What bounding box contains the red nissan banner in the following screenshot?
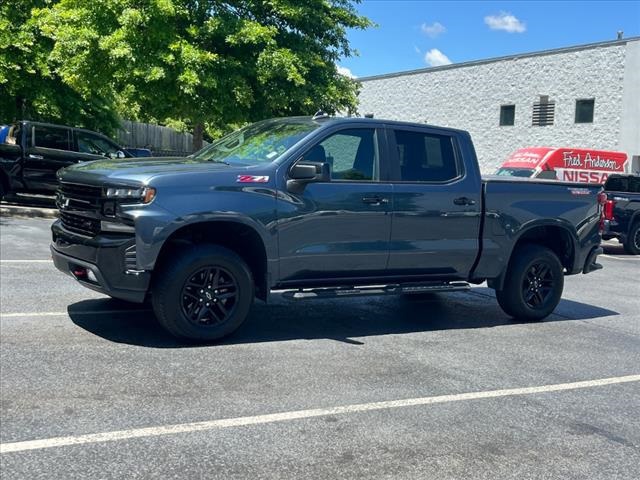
[500,147,628,183]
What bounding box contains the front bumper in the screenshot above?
[51,220,150,303]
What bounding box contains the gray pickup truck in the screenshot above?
[51,115,605,341]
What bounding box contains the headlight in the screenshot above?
[105,186,156,204]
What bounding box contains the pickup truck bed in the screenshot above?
[476,176,603,285]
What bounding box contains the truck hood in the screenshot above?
[59,156,235,185]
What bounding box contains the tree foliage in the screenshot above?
[0,0,121,132]
[0,0,370,140]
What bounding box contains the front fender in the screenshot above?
[124,187,278,273]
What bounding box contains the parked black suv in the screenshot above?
[51,116,605,341]
[602,174,640,254]
[0,121,145,199]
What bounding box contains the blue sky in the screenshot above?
[338,1,640,78]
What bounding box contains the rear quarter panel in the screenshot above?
[475,177,602,280]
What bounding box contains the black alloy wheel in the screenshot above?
[180,266,238,326]
[624,223,640,255]
[495,244,564,321]
[152,244,254,342]
[522,262,555,309]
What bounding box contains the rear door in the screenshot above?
[387,126,482,279]
[22,124,85,192]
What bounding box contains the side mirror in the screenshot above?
[109,150,126,159]
[287,160,330,193]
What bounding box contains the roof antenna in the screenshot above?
[364,113,374,118]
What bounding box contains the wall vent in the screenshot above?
[532,96,555,126]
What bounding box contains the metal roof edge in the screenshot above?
[357,36,640,82]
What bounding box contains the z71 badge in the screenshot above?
[237,175,269,183]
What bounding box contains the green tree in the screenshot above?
[0,0,120,133]
[9,0,370,147]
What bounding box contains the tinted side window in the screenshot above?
[537,170,558,180]
[606,176,640,193]
[394,130,459,182]
[33,126,71,151]
[308,129,379,181]
[77,131,120,156]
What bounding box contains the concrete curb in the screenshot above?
[0,204,58,219]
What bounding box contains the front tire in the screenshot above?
[495,245,564,321]
[622,222,640,255]
[152,245,254,341]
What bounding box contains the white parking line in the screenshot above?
[1,374,638,454]
[0,260,51,263]
[600,254,640,261]
[0,310,151,318]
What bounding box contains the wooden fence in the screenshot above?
[117,120,206,157]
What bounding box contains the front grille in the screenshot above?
[59,211,100,237]
[57,182,103,212]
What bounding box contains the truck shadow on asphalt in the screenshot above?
[602,241,633,256]
[68,287,618,348]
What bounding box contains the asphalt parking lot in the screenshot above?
[1,211,639,479]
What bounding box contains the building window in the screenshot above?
[532,95,555,126]
[499,105,515,126]
[575,99,595,123]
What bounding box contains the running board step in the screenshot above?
[281,281,470,300]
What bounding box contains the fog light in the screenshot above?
[71,266,87,279]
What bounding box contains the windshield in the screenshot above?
[191,118,320,166]
[495,167,535,178]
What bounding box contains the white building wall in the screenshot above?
[619,40,640,173]
[357,40,638,173]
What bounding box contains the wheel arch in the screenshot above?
[490,221,578,291]
[153,219,272,301]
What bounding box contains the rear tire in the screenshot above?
[152,245,254,341]
[495,245,564,321]
[622,223,640,255]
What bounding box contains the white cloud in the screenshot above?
[336,65,356,79]
[484,12,526,33]
[424,49,452,67]
[421,21,446,38]
[414,45,421,54]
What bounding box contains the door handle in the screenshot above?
[453,197,476,206]
[28,154,44,160]
[362,196,389,206]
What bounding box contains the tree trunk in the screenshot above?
[192,122,204,152]
[15,96,26,120]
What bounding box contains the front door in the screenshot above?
[277,127,393,284]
